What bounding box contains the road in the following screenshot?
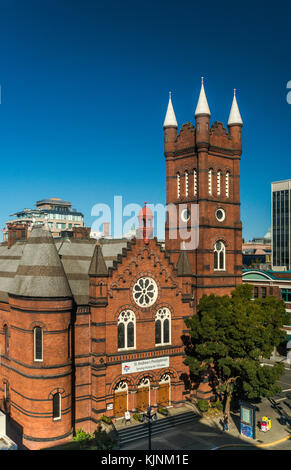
[121,365,291,452]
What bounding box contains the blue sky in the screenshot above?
[0,0,290,241]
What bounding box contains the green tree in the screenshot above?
[184,284,290,414]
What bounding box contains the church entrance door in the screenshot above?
[114,381,128,418]
[136,378,150,411]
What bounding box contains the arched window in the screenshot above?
[34,326,43,361]
[177,173,180,198]
[193,169,197,196]
[155,308,171,345]
[214,241,226,271]
[217,170,221,196]
[3,324,9,356]
[118,310,135,350]
[208,169,213,195]
[225,171,230,198]
[185,170,189,197]
[52,392,61,421]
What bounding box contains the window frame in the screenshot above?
[34,326,43,362]
[155,308,171,346]
[118,310,136,351]
[214,241,226,271]
[52,392,61,421]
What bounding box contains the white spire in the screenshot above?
[228,89,243,126]
[195,77,211,117]
[163,91,178,128]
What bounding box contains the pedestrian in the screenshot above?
[223,413,229,432]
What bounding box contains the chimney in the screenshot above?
[7,222,28,248]
[72,226,90,239]
[103,222,110,237]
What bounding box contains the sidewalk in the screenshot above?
[198,397,291,449]
[120,398,291,451]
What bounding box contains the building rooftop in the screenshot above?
[0,226,130,305]
[36,198,72,207]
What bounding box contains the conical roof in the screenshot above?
[9,225,72,298]
[163,92,178,128]
[195,78,211,117]
[88,243,108,276]
[228,89,243,126]
[176,250,192,276]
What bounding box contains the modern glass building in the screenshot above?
[272,180,291,270]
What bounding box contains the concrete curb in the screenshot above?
[211,434,291,450]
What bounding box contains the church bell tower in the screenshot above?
[164,80,243,305]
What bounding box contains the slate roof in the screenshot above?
[0,227,130,305]
[9,226,72,298]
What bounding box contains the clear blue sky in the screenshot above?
[0,0,290,241]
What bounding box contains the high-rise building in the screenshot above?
[271,180,291,270]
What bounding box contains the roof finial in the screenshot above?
[195,77,211,117]
[234,88,236,96]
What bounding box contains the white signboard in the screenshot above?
[122,356,169,374]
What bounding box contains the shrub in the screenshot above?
[92,425,118,450]
[72,429,94,449]
[133,413,142,421]
[211,400,223,411]
[73,429,93,442]
[100,415,112,425]
[158,407,168,416]
[197,400,209,412]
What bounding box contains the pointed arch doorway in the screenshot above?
[114,381,128,418]
[136,377,150,412]
[158,373,170,407]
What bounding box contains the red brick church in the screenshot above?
[0,80,243,449]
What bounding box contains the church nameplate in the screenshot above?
[122,357,169,374]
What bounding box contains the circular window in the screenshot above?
[215,208,225,222]
[132,277,158,307]
[181,208,191,222]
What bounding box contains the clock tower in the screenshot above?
[164,81,243,305]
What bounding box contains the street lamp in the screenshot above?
[141,406,157,450]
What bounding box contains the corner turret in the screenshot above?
[228,89,243,153]
[163,92,178,153]
[195,77,210,149]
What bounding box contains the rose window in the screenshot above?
[132,277,158,307]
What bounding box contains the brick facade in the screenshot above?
[0,86,243,449]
